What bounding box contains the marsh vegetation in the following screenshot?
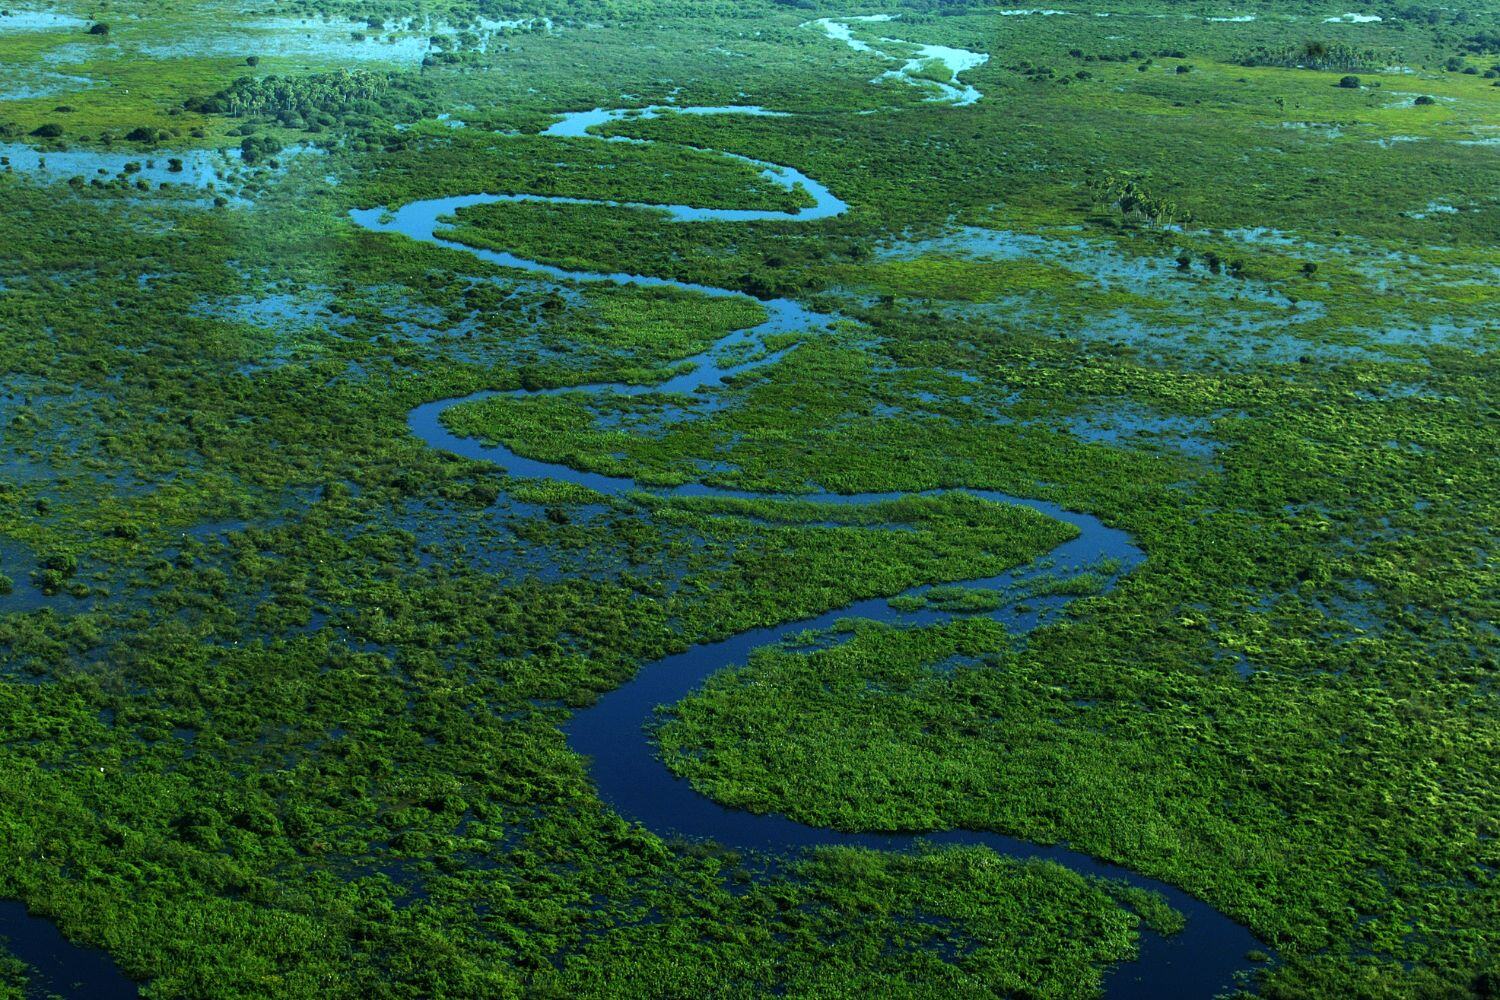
[0,1,1495,998]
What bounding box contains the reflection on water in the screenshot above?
[0,142,322,203]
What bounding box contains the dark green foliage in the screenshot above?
[1089,172,1183,226]
[1460,31,1500,54]
[0,3,1496,998]
[187,70,432,131]
[238,134,284,165]
[1239,41,1383,72]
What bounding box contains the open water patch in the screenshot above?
[804,16,990,106]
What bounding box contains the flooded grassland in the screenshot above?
[0,2,1495,999]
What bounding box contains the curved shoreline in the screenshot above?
[374,104,1269,997]
[0,900,138,999]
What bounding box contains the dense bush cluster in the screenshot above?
[1237,40,1385,72]
[186,69,433,131]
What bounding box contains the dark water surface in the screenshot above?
[0,901,138,999]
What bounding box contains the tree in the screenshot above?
[1338,75,1361,88]
[87,21,109,34]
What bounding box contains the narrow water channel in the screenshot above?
[0,98,1270,999]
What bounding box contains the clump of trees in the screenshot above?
[1459,31,1500,55]
[1089,172,1184,226]
[189,69,390,119]
[185,69,433,132]
[1239,40,1384,72]
[238,133,283,165]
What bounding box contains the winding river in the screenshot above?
[364,103,1269,997]
[0,60,1267,1000]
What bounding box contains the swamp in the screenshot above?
[0,0,1495,997]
